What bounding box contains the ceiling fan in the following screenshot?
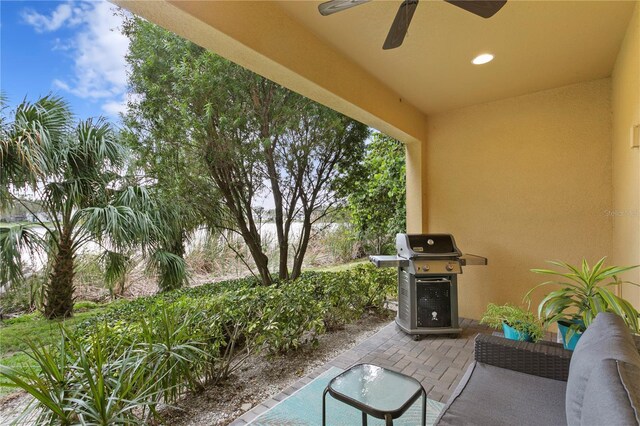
[318,0,507,50]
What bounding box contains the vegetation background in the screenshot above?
[0,16,405,425]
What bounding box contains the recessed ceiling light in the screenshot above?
[472,53,494,65]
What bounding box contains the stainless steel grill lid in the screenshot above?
[369,233,487,268]
[396,234,462,259]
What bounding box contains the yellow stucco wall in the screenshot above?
[406,141,429,233]
[612,3,640,310]
[425,78,613,320]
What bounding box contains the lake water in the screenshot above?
[12,221,338,278]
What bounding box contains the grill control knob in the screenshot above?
[446,263,454,271]
[424,265,430,271]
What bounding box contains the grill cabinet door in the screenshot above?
[416,278,452,327]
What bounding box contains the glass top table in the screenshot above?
[322,364,427,426]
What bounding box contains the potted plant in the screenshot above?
[480,303,544,342]
[525,257,640,350]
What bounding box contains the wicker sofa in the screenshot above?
[434,313,640,426]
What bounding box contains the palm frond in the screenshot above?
[0,225,47,287]
[114,185,153,212]
[146,250,188,292]
[79,205,156,249]
[68,117,124,180]
[1,95,71,190]
[100,250,133,294]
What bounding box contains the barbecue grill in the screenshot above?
[370,234,487,338]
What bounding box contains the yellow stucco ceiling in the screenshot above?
[116,0,636,142]
[277,0,635,114]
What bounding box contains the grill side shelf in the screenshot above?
[460,254,488,266]
[369,255,410,268]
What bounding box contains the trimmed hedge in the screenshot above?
[78,264,396,344]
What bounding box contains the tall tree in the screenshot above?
[123,17,368,284]
[341,133,406,254]
[0,95,180,318]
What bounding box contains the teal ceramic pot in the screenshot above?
[557,320,584,350]
[502,322,533,342]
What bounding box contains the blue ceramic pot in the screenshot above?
[502,322,533,342]
[557,320,584,350]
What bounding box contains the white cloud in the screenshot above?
[102,92,142,118]
[64,2,129,99]
[51,37,74,52]
[52,79,71,92]
[22,3,75,33]
[22,1,130,120]
[102,97,127,116]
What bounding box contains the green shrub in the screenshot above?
[0,273,46,315]
[296,264,396,330]
[346,264,397,310]
[263,280,325,353]
[3,266,394,423]
[73,300,101,312]
[134,307,211,401]
[75,279,326,383]
[307,271,365,331]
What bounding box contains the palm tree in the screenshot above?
[1,95,186,318]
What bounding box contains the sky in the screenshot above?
[0,0,282,210]
[1,0,129,123]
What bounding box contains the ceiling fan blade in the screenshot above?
[444,0,507,19]
[383,0,419,50]
[318,0,371,16]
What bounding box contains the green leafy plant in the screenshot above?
[197,288,268,382]
[338,133,406,255]
[0,327,160,425]
[0,334,76,424]
[348,264,397,310]
[66,335,159,425]
[525,257,640,333]
[133,307,211,403]
[295,265,395,331]
[263,281,325,353]
[1,266,395,422]
[480,303,544,342]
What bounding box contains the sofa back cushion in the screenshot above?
[565,313,640,425]
[580,359,640,425]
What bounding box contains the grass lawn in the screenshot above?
[0,302,107,395]
[311,258,369,272]
[0,222,28,228]
[0,221,52,229]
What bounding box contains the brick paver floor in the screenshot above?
[230,318,494,425]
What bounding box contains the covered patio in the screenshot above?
[230,319,493,425]
[112,0,639,424]
[115,0,639,319]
